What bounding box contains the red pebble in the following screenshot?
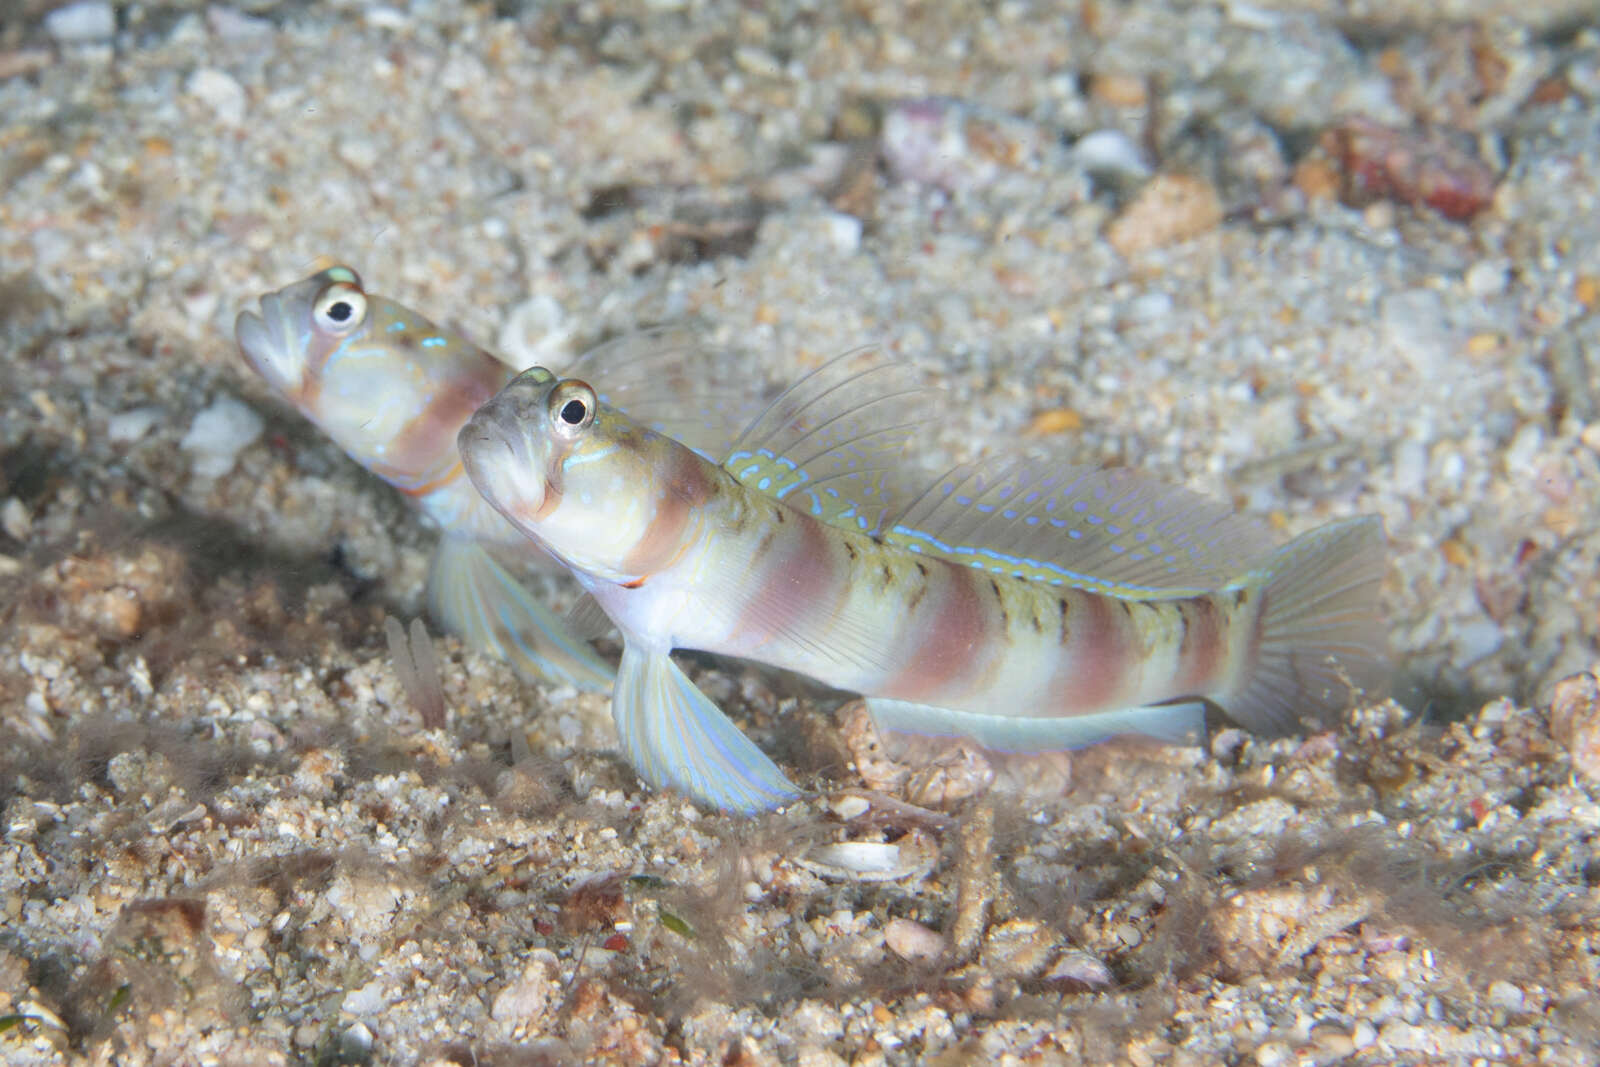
[602,933,630,952]
[1322,117,1497,221]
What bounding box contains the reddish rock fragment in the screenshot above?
[1106,173,1223,256]
[559,872,631,933]
[1319,117,1497,221]
[1547,670,1600,782]
[37,543,191,641]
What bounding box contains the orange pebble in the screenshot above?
[1028,408,1083,435]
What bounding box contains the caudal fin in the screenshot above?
[1223,516,1388,734]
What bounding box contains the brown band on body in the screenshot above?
[388,373,503,482]
[734,506,845,650]
[1053,591,1129,713]
[621,443,713,576]
[1174,595,1226,694]
[285,333,338,412]
[888,560,991,703]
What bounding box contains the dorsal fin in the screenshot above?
[721,348,941,537]
[885,459,1280,596]
[563,324,776,461]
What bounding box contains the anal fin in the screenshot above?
[428,537,614,691]
[614,643,802,813]
[864,697,1206,753]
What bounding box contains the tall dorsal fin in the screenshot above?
[720,348,941,537]
[563,324,776,461]
[885,459,1281,596]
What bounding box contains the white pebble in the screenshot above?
[883,98,992,193]
[1,499,30,543]
[822,211,862,254]
[883,917,944,961]
[1042,950,1113,987]
[181,284,219,325]
[106,406,162,443]
[1392,439,1427,496]
[733,45,782,79]
[1073,128,1150,180]
[180,396,264,479]
[336,136,380,172]
[1487,980,1524,1012]
[44,0,114,43]
[1464,260,1508,297]
[807,842,900,875]
[828,794,870,820]
[186,68,247,127]
[1124,291,1174,323]
[343,981,386,1015]
[1503,422,1543,474]
[490,956,555,1024]
[1253,1042,1290,1067]
[339,1023,373,1059]
[364,5,410,29]
[1456,617,1503,665]
[1432,448,1466,493]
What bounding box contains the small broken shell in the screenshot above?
[828,794,872,820]
[1042,950,1114,988]
[795,831,938,882]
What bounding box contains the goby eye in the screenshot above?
[312,282,367,334]
[548,380,597,437]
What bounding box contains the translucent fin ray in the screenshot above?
[865,697,1206,752]
[427,537,614,691]
[722,348,941,537]
[613,643,802,813]
[563,593,616,642]
[1223,516,1387,734]
[887,462,1281,596]
[564,324,775,461]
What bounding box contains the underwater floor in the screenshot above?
[2,0,1599,1062]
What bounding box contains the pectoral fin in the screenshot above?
[563,593,616,642]
[428,537,614,691]
[613,642,802,813]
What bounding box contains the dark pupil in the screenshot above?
[326,300,353,323]
[559,398,587,425]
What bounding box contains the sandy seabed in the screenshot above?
[3,0,1600,1063]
